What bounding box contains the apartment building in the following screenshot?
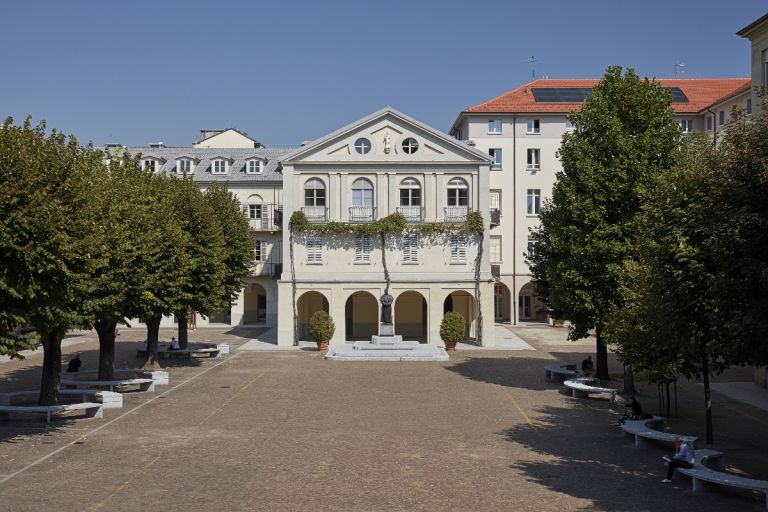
[450,77,751,325]
[738,12,768,114]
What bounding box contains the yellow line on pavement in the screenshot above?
[196,368,271,426]
[506,388,533,425]
[87,454,161,511]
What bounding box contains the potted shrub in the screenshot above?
[309,310,335,351]
[440,311,465,352]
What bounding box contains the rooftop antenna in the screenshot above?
[527,56,537,79]
[675,62,686,77]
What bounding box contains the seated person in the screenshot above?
[66,354,82,373]
[661,437,694,483]
[581,355,594,376]
[619,397,643,424]
[168,337,180,351]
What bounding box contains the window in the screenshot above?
[719,110,725,126]
[352,178,374,206]
[447,178,469,206]
[449,234,467,264]
[763,49,768,88]
[248,204,262,219]
[747,99,752,115]
[527,239,536,258]
[247,160,262,174]
[304,178,326,206]
[706,116,713,131]
[565,118,576,131]
[527,189,541,215]
[178,159,192,174]
[306,235,322,264]
[527,119,540,134]
[527,149,540,169]
[354,138,371,154]
[490,236,502,263]
[402,233,418,263]
[399,178,421,206]
[254,240,266,262]
[489,190,501,213]
[213,159,227,174]
[354,233,371,263]
[680,119,693,133]
[488,119,502,134]
[489,148,502,169]
[143,159,157,172]
[402,137,419,154]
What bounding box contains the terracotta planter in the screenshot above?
[444,340,457,352]
[316,340,329,351]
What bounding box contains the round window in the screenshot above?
[354,138,372,154]
[402,137,419,154]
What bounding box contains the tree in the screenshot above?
[0,117,105,404]
[528,66,681,381]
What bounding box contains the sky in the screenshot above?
[1,1,765,147]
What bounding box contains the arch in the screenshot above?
[345,291,378,340]
[395,291,427,343]
[518,282,547,322]
[494,282,512,323]
[297,291,329,341]
[243,282,267,325]
[399,177,422,206]
[443,290,477,341]
[304,178,326,206]
[351,178,374,207]
[447,177,469,206]
[246,193,263,203]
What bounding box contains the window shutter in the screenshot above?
[241,204,249,217]
[355,233,370,262]
[403,234,418,263]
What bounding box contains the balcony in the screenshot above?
[243,204,283,231]
[489,208,501,227]
[301,206,327,223]
[397,205,423,223]
[252,262,283,278]
[444,206,470,223]
[349,206,376,223]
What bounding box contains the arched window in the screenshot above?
[447,178,469,206]
[399,178,421,206]
[352,178,374,207]
[304,178,326,206]
[245,194,263,220]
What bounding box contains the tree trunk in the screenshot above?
[290,230,298,346]
[702,354,714,444]
[142,314,163,369]
[595,327,609,380]
[178,313,189,349]
[94,319,118,381]
[39,331,62,406]
[380,231,390,293]
[623,364,637,395]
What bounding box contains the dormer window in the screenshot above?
[176,158,196,175]
[212,159,228,174]
[142,158,164,172]
[246,159,263,174]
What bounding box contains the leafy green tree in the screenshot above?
[0,117,105,404]
[528,66,681,380]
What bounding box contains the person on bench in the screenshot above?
[662,436,694,483]
[618,397,644,424]
[168,337,180,351]
[581,356,594,377]
[66,353,82,373]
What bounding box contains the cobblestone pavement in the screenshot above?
[0,326,765,511]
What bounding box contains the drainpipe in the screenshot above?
[706,108,717,144]
[512,113,517,325]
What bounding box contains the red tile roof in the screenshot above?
[463,78,751,114]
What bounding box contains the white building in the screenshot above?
[738,12,768,115]
[449,77,750,324]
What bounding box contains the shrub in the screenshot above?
[440,312,465,343]
[309,310,335,342]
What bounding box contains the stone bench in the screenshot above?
[563,379,617,403]
[678,450,768,508]
[190,348,220,358]
[544,363,578,382]
[621,416,697,448]
[136,348,191,360]
[0,389,122,409]
[65,369,169,386]
[60,377,154,393]
[0,402,103,424]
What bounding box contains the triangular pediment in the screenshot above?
[283,108,492,165]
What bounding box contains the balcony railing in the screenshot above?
[444,205,470,223]
[396,205,423,223]
[252,262,283,278]
[489,208,501,227]
[349,206,376,223]
[243,203,283,231]
[301,206,327,223]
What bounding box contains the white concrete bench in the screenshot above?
[0,390,122,409]
[544,363,578,382]
[136,348,191,360]
[678,450,768,508]
[60,377,154,393]
[563,379,617,403]
[65,369,169,386]
[190,348,220,358]
[0,402,103,424]
[621,416,697,448]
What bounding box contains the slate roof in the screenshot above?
[459,78,752,115]
[116,146,297,183]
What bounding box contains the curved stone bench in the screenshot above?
[0,402,103,424]
[0,389,122,409]
[621,416,697,448]
[678,450,768,508]
[544,363,578,382]
[60,377,154,393]
[563,379,616,403]
[65,369,169,385]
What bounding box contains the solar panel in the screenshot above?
[531,86,688,103]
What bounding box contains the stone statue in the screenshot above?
[380,292,394,324]
[383,133,392,154]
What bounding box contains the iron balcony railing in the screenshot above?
[396,205,423,223]
[444,205,470,223]
[349,206,376,223]
[301,206,327,223]
[242,203,283,231]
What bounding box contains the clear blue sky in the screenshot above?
[1,1,764,147]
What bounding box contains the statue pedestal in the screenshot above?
[379,323,394,336]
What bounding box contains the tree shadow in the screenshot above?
[446,355,574,392]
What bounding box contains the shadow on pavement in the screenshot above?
[446,355,568,392]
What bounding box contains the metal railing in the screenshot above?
[444,205,470,223]
[301,206,327,223]
[242,204,283,231]
[396,205,423,223]
[349,206,376,223]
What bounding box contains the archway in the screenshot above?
[297,291,329,341]
[345,291,378,340]
[493,283,511,323]
[243,282,267,325]
[395,291,427,343]
[518,282,546,322]
[443,291,477,340]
